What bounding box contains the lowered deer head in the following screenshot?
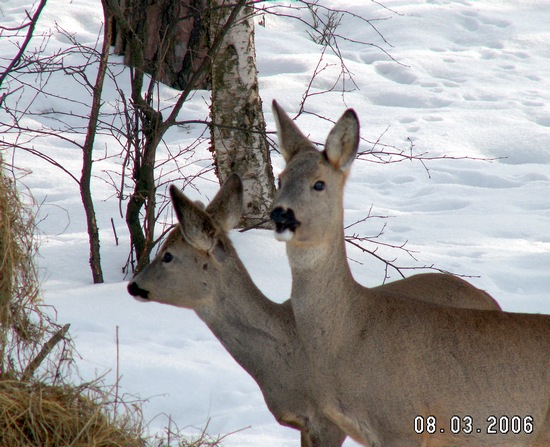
[127,174,346,447]
[270,101,550,447]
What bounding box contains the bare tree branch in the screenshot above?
[0,0,48,99]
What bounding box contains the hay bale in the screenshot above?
[0,154,51,378]
[0,159,149,447]
[0,155,39,325]
[0,379,146,447]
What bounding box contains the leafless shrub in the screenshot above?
[305,1,343,47]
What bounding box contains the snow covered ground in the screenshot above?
[2,1,549,446]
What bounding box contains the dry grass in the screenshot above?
[0,379,146,447]
[0,154,70,382]
[0,375,228,447]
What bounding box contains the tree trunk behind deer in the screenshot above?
[111,0,210,90]
[209,0,275,228]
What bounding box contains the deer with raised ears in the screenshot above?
[270,100,550,447]
[270,101,500,312]
[127,176,500,447]
[127,174,346,447]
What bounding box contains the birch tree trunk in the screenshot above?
[209,0,275,228]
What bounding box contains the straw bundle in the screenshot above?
[0,154,60,379]
[0,379,146,447]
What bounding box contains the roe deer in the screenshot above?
[270,100,550,447]
[128,175,346,447]
[127,175,498,447]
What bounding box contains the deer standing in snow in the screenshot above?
[128,173,500,446]
[270,100,550,447]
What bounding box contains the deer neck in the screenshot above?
[288,226,358,321]
[288,222,354,285]
[195,252,299,388]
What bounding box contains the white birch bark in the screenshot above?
[210,0,275,228]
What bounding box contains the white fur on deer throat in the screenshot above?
[274,228,294,242]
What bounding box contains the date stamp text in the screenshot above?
[414,415,533,435]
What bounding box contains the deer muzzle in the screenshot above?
[127,281,150,302]
[270,207,300,242]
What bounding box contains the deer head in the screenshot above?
[270,100,359,247]
[127,174,243,308]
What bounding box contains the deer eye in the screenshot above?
[161,252,173,263]
[313,181,325,191]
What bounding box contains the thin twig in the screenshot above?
[0,0,48,94]
[22,323,70,381]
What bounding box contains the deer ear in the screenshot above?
[206,174,243,231]
[272,100,316,162]
[324,109,360,173]
[169,185,217,252]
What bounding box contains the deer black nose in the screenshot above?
[270,207,300,233]
[270,206,289,224]
[127,281,149,299]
